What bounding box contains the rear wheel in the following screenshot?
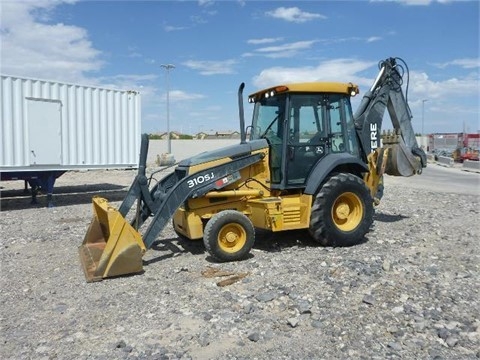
[203,210,255,262]
[309,173,373,247]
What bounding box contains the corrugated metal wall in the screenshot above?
[429,134,461,151]
[1,74,140,170]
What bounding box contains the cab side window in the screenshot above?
[328,98,345,152]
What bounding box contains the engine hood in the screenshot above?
[177,139,268,167]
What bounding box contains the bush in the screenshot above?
[148,134,162,139]
[148,133,193,140]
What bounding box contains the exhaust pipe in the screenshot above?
[238,82,246,144]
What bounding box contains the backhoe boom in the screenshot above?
[353,57,426,177]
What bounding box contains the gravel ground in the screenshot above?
[1,165,479,360]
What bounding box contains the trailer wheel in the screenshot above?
[203,210,255,262]
[309,173,373,247]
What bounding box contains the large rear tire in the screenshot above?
[203,210,255,262]
[309,173,373,247]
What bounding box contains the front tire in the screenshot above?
[309,173,373,247]
[203,210,255,262]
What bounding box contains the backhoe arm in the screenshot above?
[353,57,426,177]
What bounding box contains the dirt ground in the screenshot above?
[1,163,479,360]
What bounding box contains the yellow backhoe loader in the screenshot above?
[79,57,426,282]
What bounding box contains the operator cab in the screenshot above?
[249,83,360,188]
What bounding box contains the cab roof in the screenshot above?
[248,82,359,102]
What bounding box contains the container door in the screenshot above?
[27,99,62,165]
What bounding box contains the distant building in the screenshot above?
[194,132,208,140]
[428,132,480,151]
[463,133,480,149]
[194,131,240,139]
[157,131,181,140]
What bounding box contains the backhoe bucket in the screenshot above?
[79,197,146,282]
[382,132,422,177]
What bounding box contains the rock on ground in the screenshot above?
[0,168,479,360]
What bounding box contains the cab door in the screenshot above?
[285,94,359,187]
[286,94,328,186]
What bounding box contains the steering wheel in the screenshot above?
[307,132,324,145]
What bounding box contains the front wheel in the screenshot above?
[309,173,373,247]
[203,210,255,262]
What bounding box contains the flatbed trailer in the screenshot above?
[1,74,141,206]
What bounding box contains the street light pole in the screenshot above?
[161,64,175,154]
[422,99,428,135]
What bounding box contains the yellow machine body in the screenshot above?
[79,60,426,282]
[173,146,314,240]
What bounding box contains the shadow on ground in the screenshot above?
[374,212,409,223]
[0,183,127,211]
[143,228,369,269]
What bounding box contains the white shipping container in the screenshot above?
[1,74,141,172]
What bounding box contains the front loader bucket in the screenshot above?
[383,131,422,177]
[79,197,146,282]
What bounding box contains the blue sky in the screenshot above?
[1,0,479,135]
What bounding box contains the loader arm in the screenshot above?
[353,57,427,177]
[119,134,265,244]
[79,134,264,282]
[139,151,264,248]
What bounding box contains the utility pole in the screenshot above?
[161,64,175,154]
[422,99,428,135]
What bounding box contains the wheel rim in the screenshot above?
[331,192,363,231]
[217,223,247,253]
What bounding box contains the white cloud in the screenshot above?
[406,70,479,133]
[251,57,478,134]
[367,36,382,43]
[247,36,385,59]
[395,0,433,5]
[164,24,188,32]
[0,1,103,82]
[370,0,452,5]
[409,71,479,99]
[256,41,317,53]
[190,15,208,25]
[247,37,283,45]
[266,7,327,23]
[253,57,478,102]
[251,40,318,59]
[102,73,158,84]
[182,59,238,75]
[169,90,206,102]
[198,0,215,7]
[433,58,480,69]
[252,59,376,89]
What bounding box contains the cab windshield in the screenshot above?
[250,94,286,141]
